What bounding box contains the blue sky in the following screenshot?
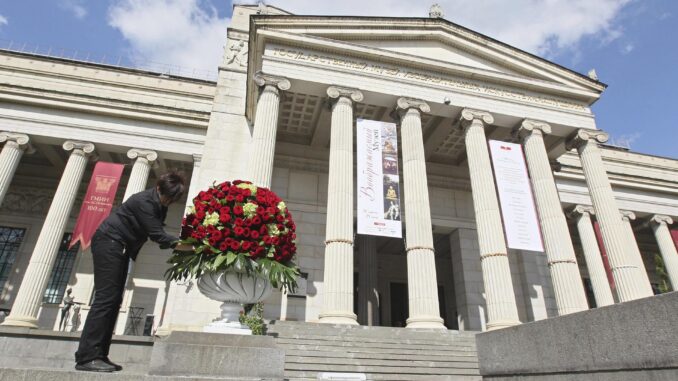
[0,0,675,159]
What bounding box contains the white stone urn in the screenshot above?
[197,269,272,335]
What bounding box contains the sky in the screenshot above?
[0,0,675,159]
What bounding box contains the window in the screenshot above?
[0,227,26,294]
[43,233,79,304]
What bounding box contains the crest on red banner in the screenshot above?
[69,162,124,250]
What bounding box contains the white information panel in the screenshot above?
[356,119,402,238]
[488,140,544,252]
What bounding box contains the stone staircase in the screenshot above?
[266,321,481,381]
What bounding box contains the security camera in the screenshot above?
[443,97,451,105]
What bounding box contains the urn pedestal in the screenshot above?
[197,270,272,335]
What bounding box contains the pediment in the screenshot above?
[251,16,606,101]
[350,39,523,76]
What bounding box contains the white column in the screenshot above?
[156,154,202,335]
[123,149,158,201]
[461,109,520,330]
[567,130,652,301]
[2,140,95,328]
[319,86,362,325]
[397,98,445,329]
[0,132,33,207]
[357,235,379,326]
[517,120,588,315]
[249,72,290,188]
[569,205,614,307]
[619,210,653,295]
[650,215,678,289]
[115,148,158,335]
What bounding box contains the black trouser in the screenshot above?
[75,230,129,364]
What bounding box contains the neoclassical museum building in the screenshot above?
[0,4,677,335]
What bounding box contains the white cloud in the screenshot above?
[107,0,632,78]
[108,0,229,76]
[264,0,633,57]
[621,43,634,54]
[0,14,7,26]
[609,132,641,149]
[59,0,88,19]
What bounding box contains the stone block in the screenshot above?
[148,331,284,379]
[477,291,678,379]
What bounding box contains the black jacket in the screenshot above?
[97,188,178,260]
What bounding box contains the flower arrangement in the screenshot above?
[165,180,298,291]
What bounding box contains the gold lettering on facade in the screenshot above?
[269,47,586,112]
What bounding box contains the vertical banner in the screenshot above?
[357,119,402,238]
[671,229,678,251]
[593,221,616,291]
[488,140,544,252]
[69,162,124,250]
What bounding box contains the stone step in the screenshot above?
[284,363,480,376]
[275,343,477,355]
[285,349,478,361]
[266,322,477,339]
[284,370,482,381]
[0,367,278,381]
[271,333,477,346]
[274,337,476,350]
[285,356,479,369]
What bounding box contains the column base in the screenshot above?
[318,311,359,325]
[486,319,521,331]
[406,316,446,329]
[1,315,39,329]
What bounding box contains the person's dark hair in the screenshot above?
[156,170,186,202]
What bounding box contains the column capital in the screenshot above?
[566,129,609,150]
[459,108,494,129]
[515,119,552,140]
[620,210,636,222]
[0,132,30,147]
[396,97,430,115]
[569,205,595,219]
[63,140,95,156]
[650,214,674,226]
[253,71,291,91]
[127,148,158,163]
[327,86,363,103]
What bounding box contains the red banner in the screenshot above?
[69,162,124,250]
[593,221,616,292]
[672,229,678,251]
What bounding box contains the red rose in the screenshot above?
[226,195,235,202]
[220,206,231,215]
[229,241,240,250]
[234,205,243,215]
[271,236,280,245]
[195,210,206,220]
[219,242,229,251]
[219,213,232,223]
[235,195,244,203]
[234,218,244,226]
[250,230,260,239]
[234,227,245,236]
[222,228,231,236]
[263,235,272,245]
[242,241,252,250]
[252,216,261,225]
[276,215,285,223]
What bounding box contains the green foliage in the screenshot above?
[239,302,265,335]
[165,249,299,293]
[654,254,670,294]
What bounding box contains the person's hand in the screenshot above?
[174,243,194,252]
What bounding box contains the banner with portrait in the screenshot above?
[357,119,402,238]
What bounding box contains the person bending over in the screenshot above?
[75,171,191,372]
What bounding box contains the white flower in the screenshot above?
[202,212,220,226]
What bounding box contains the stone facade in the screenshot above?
[0,4,676,336]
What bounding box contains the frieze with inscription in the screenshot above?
[267,45,587,112]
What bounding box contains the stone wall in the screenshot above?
[477,291,678,380]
